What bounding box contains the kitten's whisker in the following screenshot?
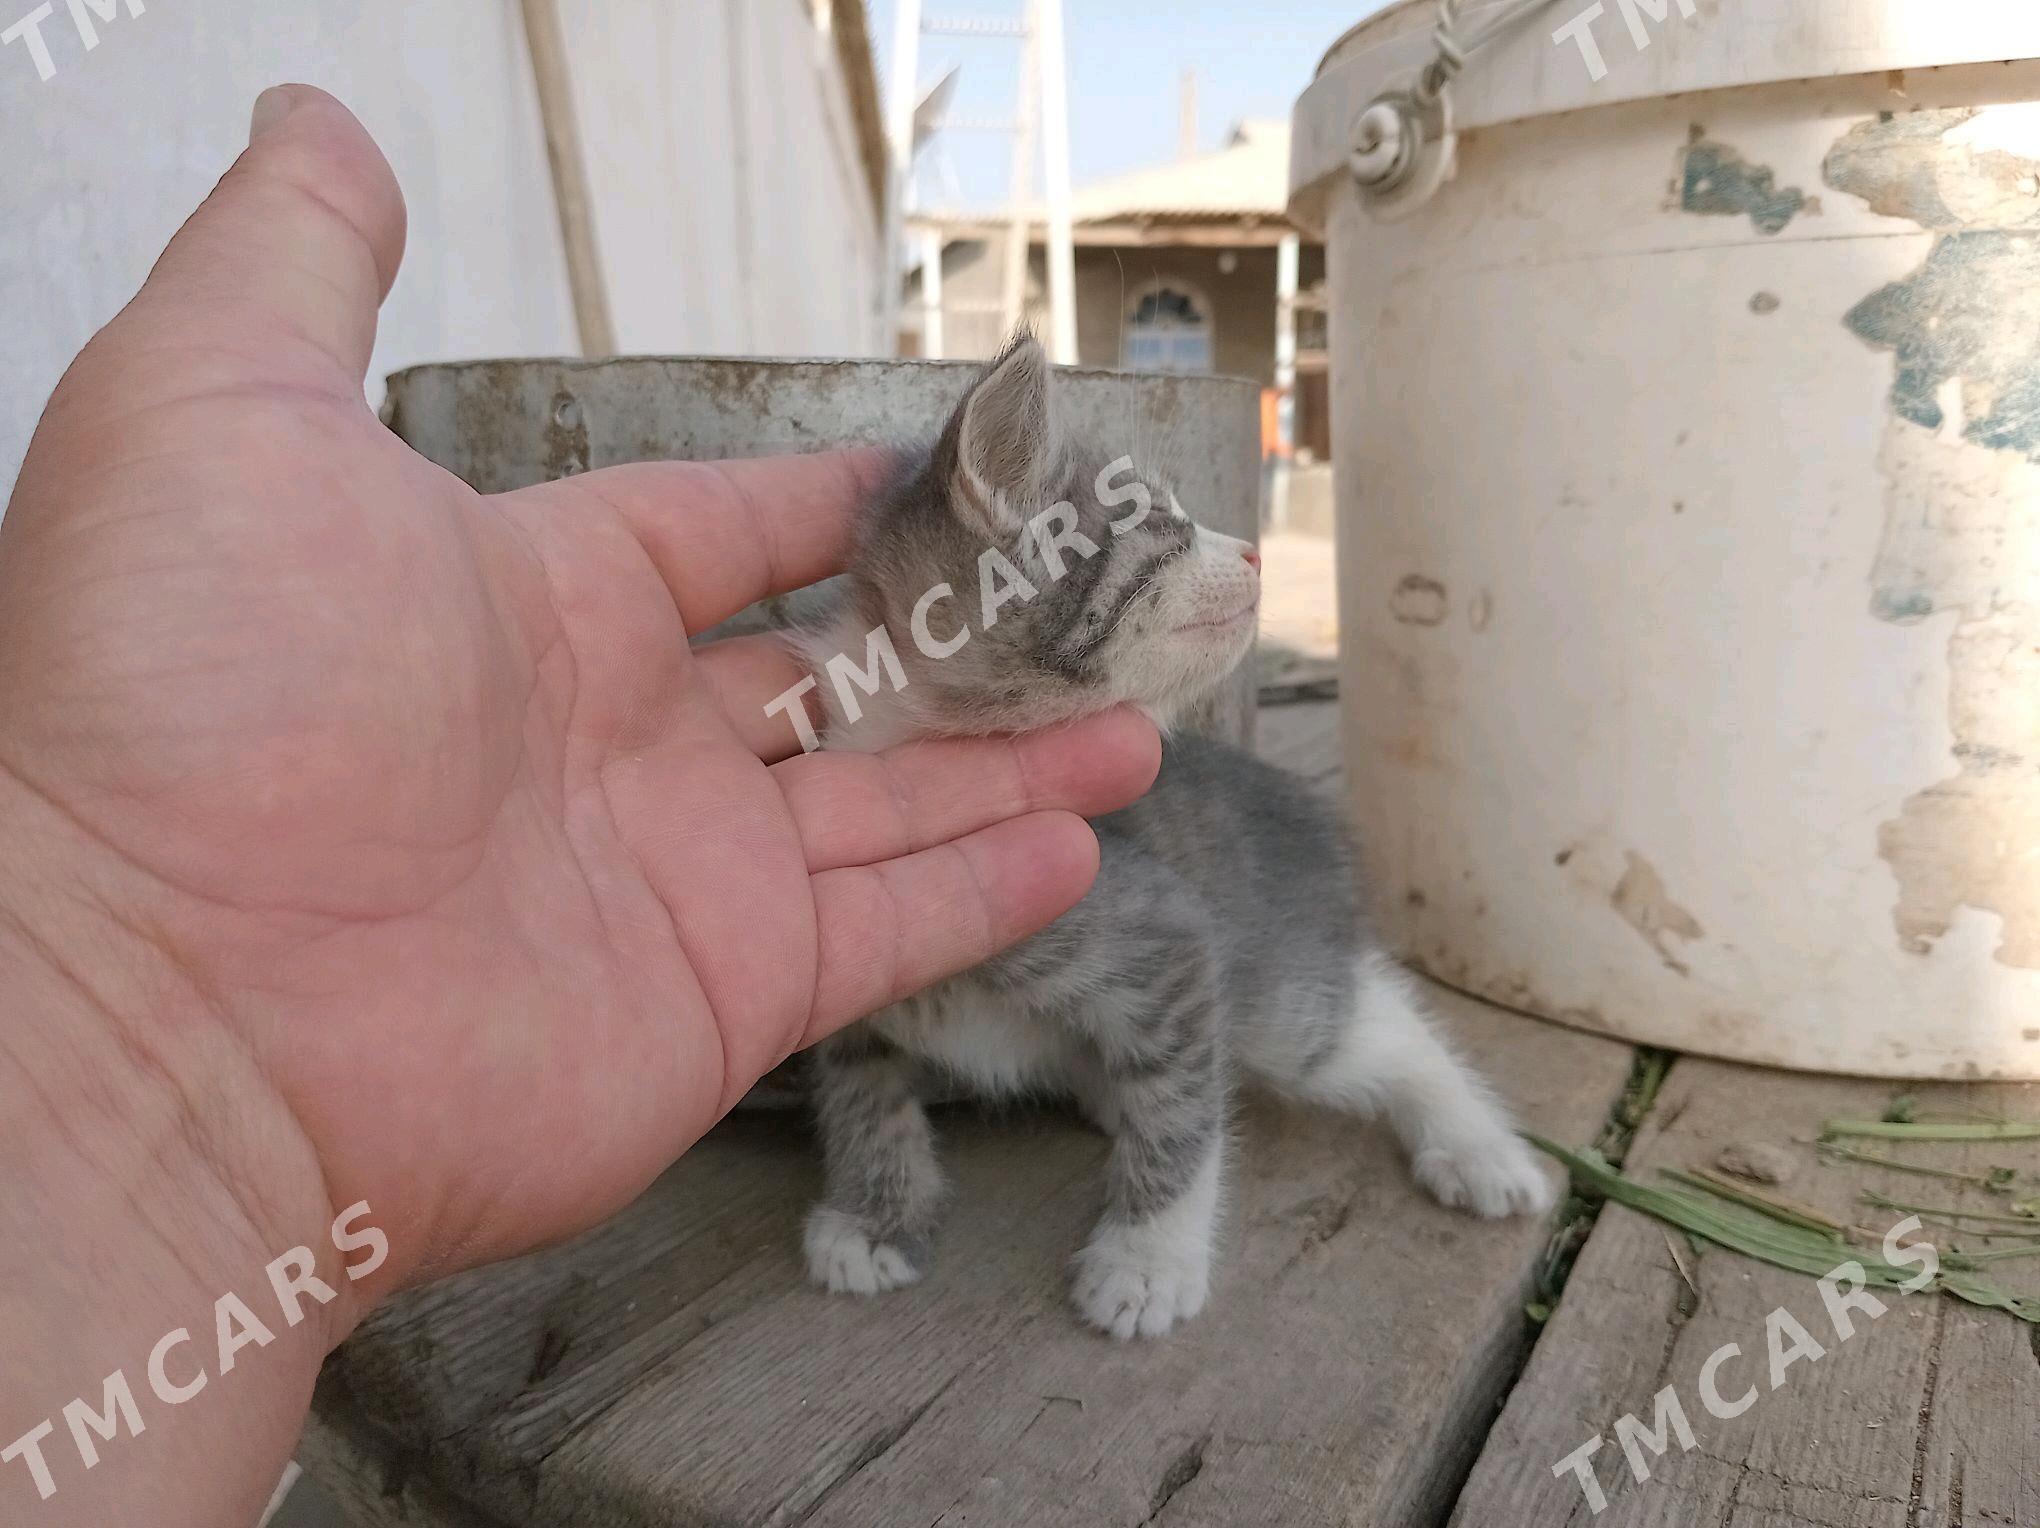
[1095,565,1169,651]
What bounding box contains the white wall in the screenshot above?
[1,0,887,496]
[564,0,886,358]
[0,0,578,487]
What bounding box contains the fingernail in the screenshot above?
[249,86,297,143]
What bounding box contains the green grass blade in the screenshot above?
[1818,1142,2020,1191]
[1661,1167,1846,1235]
[1943,1242,2040,1267]
[1523,1134,2040,1326]
[1860,1191,2040,1228]
[1940,1273,2040,1323]
[1820,1119,2040,1142]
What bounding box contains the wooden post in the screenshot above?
[520,0,616,359]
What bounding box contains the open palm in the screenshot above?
[0,87,1156,1293]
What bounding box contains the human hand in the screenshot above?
[0,84,1158,1329]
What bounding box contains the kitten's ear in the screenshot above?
[948,335,1062,535]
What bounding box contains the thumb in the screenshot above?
[110,85,407,396]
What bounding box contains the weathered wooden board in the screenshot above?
[310,982,1628,1528]
[1447,1062,2040,1527]
[303,701,1638,1527]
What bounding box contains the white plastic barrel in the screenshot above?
[1290,1,2040,1078]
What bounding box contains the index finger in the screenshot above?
[774,708,1162,872]
[509,447,898,634]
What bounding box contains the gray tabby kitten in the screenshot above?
[793,337,1553,1340]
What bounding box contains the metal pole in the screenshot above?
[1271,230,1300,529]
[919,224,946,360]
[1275,231,1300,446]
[883,0,923,355]
[1034,0,1078,364]
[999,0,1040,337]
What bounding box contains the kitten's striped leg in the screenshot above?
[1071,961,1228,1340]
[803,1025,944,1295]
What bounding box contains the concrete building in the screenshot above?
[905,121,1332,467]
[1,0,891,492]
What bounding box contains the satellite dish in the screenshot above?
[911,67,960,155]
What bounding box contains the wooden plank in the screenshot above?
[1447,1061,2040,1527]
[297,1395,511,1528]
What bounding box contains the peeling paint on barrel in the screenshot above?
[1843,233,2040,459]
[1676,128,1814,233]
[1610,851,1705,977]
[1829,106,2040,969]
[1825,108,2040,232]
[1869,477,2040,970]
[1829,109,2040,461]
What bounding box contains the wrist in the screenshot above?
[0,765,358,1523]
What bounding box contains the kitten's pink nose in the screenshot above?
[1241,545,1261,572]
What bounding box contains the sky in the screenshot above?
[867,0,1392,213]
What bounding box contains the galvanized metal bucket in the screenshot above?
[382,357,1264,743]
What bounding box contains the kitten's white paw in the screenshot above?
[1071,1229,1211,1340]
[804,1206,920,1295]
[1414,1132,1557,1219]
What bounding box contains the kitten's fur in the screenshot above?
[793,337,1553,1339]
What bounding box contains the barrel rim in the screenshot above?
[1288,0,2040,229]
[385,355,1267,401]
